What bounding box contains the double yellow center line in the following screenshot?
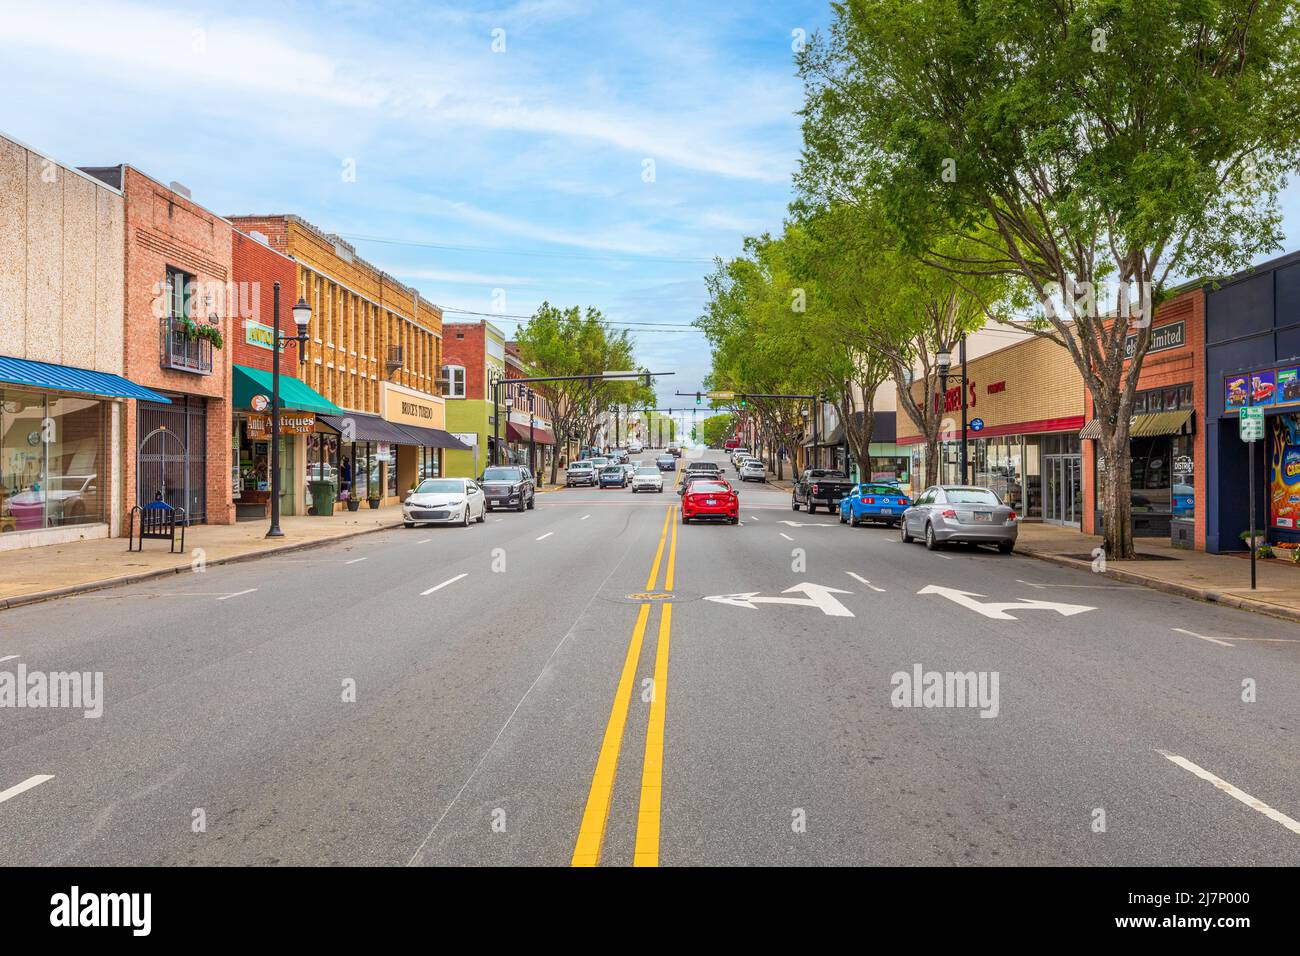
[571,501,679,867]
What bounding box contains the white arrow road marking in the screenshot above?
[917,585,1095,621]
[846,572,885,592]
[778,521,837,528]
[1172,628,1234,647]
[703,583,854,617]
[345,557,368,565]
[421,573,468,596]
[779,532,794,541]
[1157,751,1300,837]
[0,655,19,663]
[580,514,591,520]
[536,532,553,541]
[216,588,258,601]
[0,774,54,804]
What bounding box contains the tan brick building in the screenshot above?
[897,334,1087,524]
[0,134,170,550]
[227,216,450,504]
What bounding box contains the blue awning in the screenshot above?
[0,355,171,403]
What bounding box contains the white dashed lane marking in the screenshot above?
[0,774,54,805]
[421,574,468,596]
[216,588,258,601]
[1172,627,1234,648]
[1158,751,1300,837]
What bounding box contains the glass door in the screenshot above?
[1043,454,1082,526]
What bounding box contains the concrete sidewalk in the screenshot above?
[1014,522,1300,624]
[0,505,405,611]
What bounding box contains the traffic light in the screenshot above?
[695,391,701,406]
[740,396,747,408]
[644,372,652,389]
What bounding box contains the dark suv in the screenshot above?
[479,465,536,512]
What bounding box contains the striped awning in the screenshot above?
[0,354,170,403]
[1078,409,1194,440]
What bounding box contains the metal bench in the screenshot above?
[128,494,187,553]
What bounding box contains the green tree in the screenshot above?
[701,413,734,448]
[515,302,642,484]
[798,0,1300,556]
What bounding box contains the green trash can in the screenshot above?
[309,480,337,516]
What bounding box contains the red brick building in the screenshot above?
[1080,283,1207,548]
[82,166,235,525]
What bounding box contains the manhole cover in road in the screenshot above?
[607,589,701,605]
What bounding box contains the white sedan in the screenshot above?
[403,477,487,527]
[739,459,767,482]
[630,466,665,493]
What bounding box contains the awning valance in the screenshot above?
[318,412,417,444]
[398,423,471,451]
[1079,409,1194,441]
[506,421,555,445]
[0,354,170,403]
[233,364,342,416]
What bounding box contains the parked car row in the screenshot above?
[832,481,1019,554]
[402,465,539,527]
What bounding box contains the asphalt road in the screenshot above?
[1,448,1298,866]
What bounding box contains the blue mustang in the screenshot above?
[839,483,912,528]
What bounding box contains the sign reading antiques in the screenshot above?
[247,412,316,436]
[245,321,290,352]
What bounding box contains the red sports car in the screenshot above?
[681,479,739,525]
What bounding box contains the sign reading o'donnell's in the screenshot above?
[381,381,446,430]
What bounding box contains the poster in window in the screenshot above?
[1270,413,1300,530]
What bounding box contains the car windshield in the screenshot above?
[569,463,592,470]
[415,479,464,495]
[636,467,658,475]
[689,482,729,494]
[482,468,522,481]
[810,470,846,479]
[946,487,1001,504]
[601,466,623,475]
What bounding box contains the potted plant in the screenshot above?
[342,488,360,513]
[1240,529,1266,550]
[368,488,381,509]
[1256,543,1275,560]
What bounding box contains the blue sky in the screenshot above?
[0,0,831,428]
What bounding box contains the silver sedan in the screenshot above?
[900,485,1018,553]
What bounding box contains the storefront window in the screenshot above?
[1,389,107,533]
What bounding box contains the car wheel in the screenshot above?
[485,504,493,512]
[839,508,847,524]
[900,522,913,544]
[681,513,690,524]
[404,521,415,528]
[791,496,800,512]
[925,523,940,551]
[516,498,526,512]
[476,506,486,523]
[462,507,471,528]
[850,510,861,528]
[998,540,1015,554]
[807,502,816,514]
[527,495,535,510]
[729,515,738,525]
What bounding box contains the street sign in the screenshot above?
[1240,406,1264,442]
[969,418,985,432]
[703,582,854,617]
[916,585,1095,621]
[708,390,735,400]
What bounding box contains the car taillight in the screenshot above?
[941,509,957,518]
[812,483,820,494]
[1007,511,1018,521]
[864,497,875,504]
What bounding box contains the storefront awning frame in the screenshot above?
[0,354,170,403]
[232,364,343,416]
[1078,409,1194,440]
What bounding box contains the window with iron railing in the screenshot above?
[159,267,213,374]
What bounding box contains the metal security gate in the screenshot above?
[137,397,207,523]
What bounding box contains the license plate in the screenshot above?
[880,508,892,515]
[706,499,717,505]
[974,511,992,522]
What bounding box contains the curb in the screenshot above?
[1018,546,1300,626]
[0,521,403,613]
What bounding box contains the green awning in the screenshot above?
[232,364,343,416]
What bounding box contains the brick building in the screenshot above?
[0,134,168,550]
[897,334,1087,524]
[227,215,461,504]
[441,319,507,478]
[1079,284,1206,547]
[82,165,235,525]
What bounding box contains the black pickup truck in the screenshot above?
[791,469,854,514]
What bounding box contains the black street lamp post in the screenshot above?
[267,281,312,538]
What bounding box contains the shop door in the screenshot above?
[138,398,207,522]
[1043,454,1081,526]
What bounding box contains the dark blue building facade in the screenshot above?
[1205,251,1300,553]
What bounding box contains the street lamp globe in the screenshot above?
[292,297,312,337]
[936,349,952,375]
